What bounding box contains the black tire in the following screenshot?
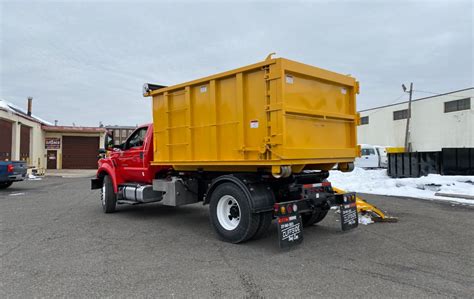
[101,175,116,213]
[209,183,260,243]
[301,208,329,227]
[0,182,13,189]
[252,212,273,240]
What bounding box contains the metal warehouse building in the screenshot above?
[0,98,106,171]
[358,88,473,151]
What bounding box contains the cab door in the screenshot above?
[355,146,379,168]
[117,126,148,182]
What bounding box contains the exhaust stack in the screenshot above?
[27,97,33,116]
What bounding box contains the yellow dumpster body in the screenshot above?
[146,57,359,174]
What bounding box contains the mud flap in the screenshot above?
[338,192,358,231]
[277,214,303,249]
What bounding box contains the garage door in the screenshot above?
[62,136,99,169]
[20,125,31,161]
[0,119,13,161]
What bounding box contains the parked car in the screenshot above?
[0,161,27,189]
[355,144,388,168]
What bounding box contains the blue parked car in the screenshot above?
[0,161,27,189]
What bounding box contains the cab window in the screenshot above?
[361,148,376,156]
[125,127,147,149]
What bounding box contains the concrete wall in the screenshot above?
[358,88,474,151]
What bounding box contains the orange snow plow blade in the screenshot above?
[333,187,398,223]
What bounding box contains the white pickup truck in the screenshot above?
[355,144,388,168]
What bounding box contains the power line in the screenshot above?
[360,88,472,116]
[361,93,407,117]
[413,90,470,98]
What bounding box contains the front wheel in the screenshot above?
[101,175,116,213]
[209,183,260,243]
[0,182,13,189]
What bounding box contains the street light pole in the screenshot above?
[404,82,413,152]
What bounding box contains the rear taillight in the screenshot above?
[273,203,280,213]
[274,203,298,216]
[7,164,14,173]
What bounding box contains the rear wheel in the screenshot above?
[101,175,116,213]
[209,183,260,243]
[252,212,273,240]
[0,182,13,189]
[301,208,329,227]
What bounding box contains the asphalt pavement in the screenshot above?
[1,177,473,297]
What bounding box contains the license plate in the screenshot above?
[277,214,303,249]
[339,193,358,231]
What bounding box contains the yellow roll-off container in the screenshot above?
[145,56,359,176]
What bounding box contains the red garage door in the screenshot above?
[0,119,13,161]
[62,136,99,169]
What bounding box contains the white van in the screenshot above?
[355,144,388,168]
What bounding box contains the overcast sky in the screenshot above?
[1,0,472,126]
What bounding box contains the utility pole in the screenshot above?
[403,82,413,152]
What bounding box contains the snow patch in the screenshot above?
[28,174,42,180]
[358,214,374,225]
[0,98,52,125]
[329,167,474,205]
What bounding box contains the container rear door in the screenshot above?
[279,60,358,160]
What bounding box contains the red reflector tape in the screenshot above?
[278,217,290,224]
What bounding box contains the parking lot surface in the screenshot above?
[1,177,473,297]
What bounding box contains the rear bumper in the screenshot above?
[275,192,356,216]
[6,173,26,182]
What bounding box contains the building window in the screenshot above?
[360,116,369,125]
[121,129,127,138]
[444,98,471,113]
[393,109,409,120]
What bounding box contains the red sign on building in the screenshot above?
[45,137,61,149]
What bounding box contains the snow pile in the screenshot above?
[329,167,474,205]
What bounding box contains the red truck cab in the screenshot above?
[94,124,168,193]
